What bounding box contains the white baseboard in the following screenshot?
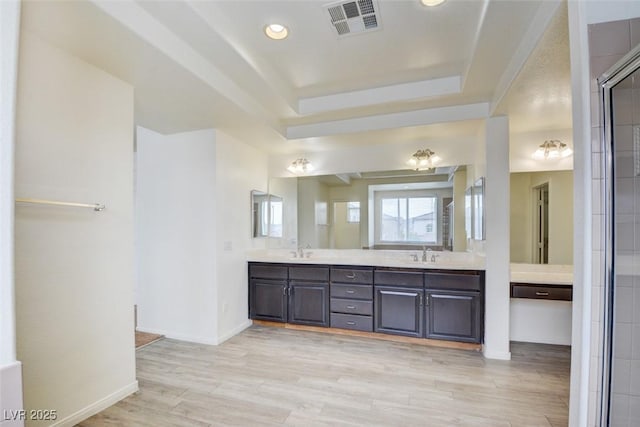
[483,346,512,360]
[0,361,24,427]
[135,326,218,346]
[217,319,253,345]
[50,381,138,427]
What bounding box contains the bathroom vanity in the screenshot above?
[509,263,573,345]
[248,250,485,345]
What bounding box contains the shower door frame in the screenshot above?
[598,45,640,426]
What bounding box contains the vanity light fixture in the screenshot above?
[287,158,314,174]
[420,0,446,6]
[532,139,573,160]
[407,149,441,170]
[264,23,289,40]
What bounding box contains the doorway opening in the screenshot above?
[533,183,549,264]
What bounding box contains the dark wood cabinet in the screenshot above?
[249,262,485,344]
[510,283,572,301]
[250,279,287,322]
[288,281,329,326]
[374,286,424,338]
[424,271,484,343]
[424,290,481,343]
[330,266,374,332]
[249,263,329,326]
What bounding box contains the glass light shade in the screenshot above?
[407,149,440,170]
[532,140,572,160]
[287,158,313,174]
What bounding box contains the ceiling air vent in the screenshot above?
[325,0,381,37]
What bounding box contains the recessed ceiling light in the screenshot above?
[264,24,289,40]
[420,0,446,6]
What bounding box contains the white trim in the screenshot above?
[482,346,512,361]
[135,326,218,346]
[567,1,591,426]
[286,103,489,139]
[217,319,253,345]
[50,381,138,427]
[298,76,461,115]
[0,0,20,366]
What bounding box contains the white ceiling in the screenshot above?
[19,0,573,169]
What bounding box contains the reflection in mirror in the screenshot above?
[270,167,470,250]
[509,170,573,264]
[473,177,485,241]
[251,190,283,238]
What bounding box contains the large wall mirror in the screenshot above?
[251,190,283,238]
[509,170,573,264]
[267,166,483,251]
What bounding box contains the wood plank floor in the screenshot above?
[78,325,570,426]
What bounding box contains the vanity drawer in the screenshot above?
[331,313,373,332]
[330,298,373,315]
[289,266,329,281]
[425,272,481,291]
[374,270,423,288]
[331,283,373,300]
[510,283,573,301]
[249,264,288,280]
[331,267,373,284]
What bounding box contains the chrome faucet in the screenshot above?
[410,253,419,262]
[422,246,431,262]
[298,247,304,258]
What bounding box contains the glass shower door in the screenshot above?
[601,53,640,427]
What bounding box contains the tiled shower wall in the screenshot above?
[589,18,640,426]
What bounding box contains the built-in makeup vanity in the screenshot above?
[248,250,485,348]
[509,263,573,345]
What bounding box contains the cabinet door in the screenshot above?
[288,281,329,327]
[250,279,287,322]
[374,286,424,338]
[425,290,481,343]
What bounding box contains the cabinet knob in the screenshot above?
[347,321,356,325]
[346,305,356,309]
[346,289,355,294]
[346,273,356,279]
[535,291,550,296]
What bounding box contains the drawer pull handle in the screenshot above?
[535,291,550,296]
[346,290,355,294]
[346,305,356,309]
[346,273,356,279]
[346,321,356,325]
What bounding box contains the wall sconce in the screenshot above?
[407,149,441,170]
[532,140,573,160]
[287,158,314,174]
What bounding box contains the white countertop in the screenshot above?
[247,249,485,271]
[510,263,573,286]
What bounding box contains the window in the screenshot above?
[380,196,437,243]
[347,201,360,223]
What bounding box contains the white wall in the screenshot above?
[14,32,136,426]
[483,116,511,360]
[510,300,572,345]
[135,127,218,344]
[215,131,268,342]
[136,127,268,345]
[0,1,23,426]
